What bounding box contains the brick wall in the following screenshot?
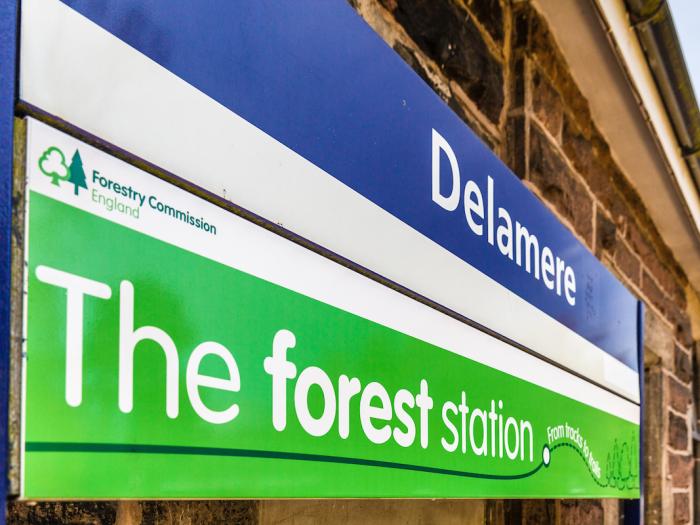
[8,1,698,524]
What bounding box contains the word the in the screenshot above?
[35,265,240,425]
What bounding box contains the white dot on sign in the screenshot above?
[543,446,551,466]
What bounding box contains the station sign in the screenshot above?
[19,0,641,402]
[20,119,639,498]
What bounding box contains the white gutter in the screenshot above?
[594,0,700,257]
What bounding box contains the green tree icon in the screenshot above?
[68,150,88,195]
[38,146,69,186]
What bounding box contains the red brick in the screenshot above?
[561,113,593,176]
[532,66,563,139]
[642,270,668,318]
[674,346,693,384]
[468,0,504,45]
[668,412,689,451]
[668,453,693,488]
[378,0,397,11]
[510,55,526,108]
[528,11,590,126]
[674,492,690,524]
[512,4,530,50]
[614,239,641,286]
[668,375,692,413]
[391,0,504,124]
[627,224,686,308]
[529,126,593,246]
[596,210,616,256]
[673,310,694,349]
[505,115,526,179]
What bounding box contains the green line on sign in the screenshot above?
[26,441,545,481]
[26,440,639,491]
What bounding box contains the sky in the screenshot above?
[668,0,700,102]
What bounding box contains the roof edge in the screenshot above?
[624,0,700,192]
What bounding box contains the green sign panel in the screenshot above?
[20,119,640,499]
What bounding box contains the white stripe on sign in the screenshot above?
[20,0,639,402]
[25,117,640,424]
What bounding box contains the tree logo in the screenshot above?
[38,146,88,195]
[67,150,88,195]
[38,146,69,186]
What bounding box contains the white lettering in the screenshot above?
[464,180,484,236]
[360,382,392,444]
[118,280,179,419]
[294,366,336,437]
[432,129,461,211]
[263,330,298,431]
[186,341,240,424]
[35,266,111,408]
[430,132,578,306]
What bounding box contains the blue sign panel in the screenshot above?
[56,0,638,371]
[0,0,18,521]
